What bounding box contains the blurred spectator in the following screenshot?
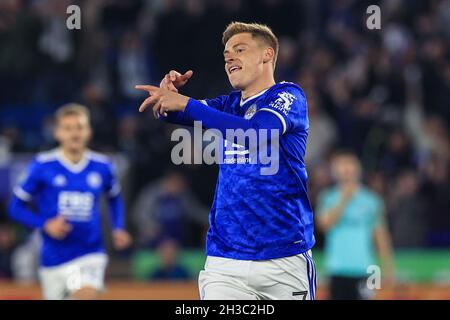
[131,169,209,248]
[117,114,140,159]
[316,151,395,300]
[421,157,450,245]
[1,126,24,152]
[387,170,428,248]
[378,128,415,177]
[80,82,118,151]
[0,0,41,104]
[32,0,79,104]
[308,161,333,210]
[116,30,151,99]
[0,223,15,278]
[36,0,75,65]
[0,135,12,165]
[150,239,189,281]
[366,170,388,199]
[275,37,299,81]
[305,91,337,167]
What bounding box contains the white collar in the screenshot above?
[240,88,270,106]
[56,148,90,173]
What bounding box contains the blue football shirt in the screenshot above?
[11,149,122,267]
[202,82,315,260]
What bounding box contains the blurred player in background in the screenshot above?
[136,22,316,300]
[317,150,395,300]
[8,104,132,300]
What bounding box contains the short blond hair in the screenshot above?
[222,22,279,68]
[55,103,90,124]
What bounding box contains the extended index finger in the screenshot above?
[135,84,159,93]
[180,70,193,80]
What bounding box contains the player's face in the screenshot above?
[224,33,267,90]
[333,155,361,184]
[55,114,91,152]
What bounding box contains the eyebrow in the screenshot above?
[223,43,248,55]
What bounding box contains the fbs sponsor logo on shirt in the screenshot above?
[58,191,94,221]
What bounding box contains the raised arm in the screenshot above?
[134,83,308,138]
[139,70,228,127]
[317,188,353,232]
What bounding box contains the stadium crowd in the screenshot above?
[0,0,449,280]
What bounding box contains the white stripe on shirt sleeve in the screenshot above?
[109,183,121,197]
[13,187,32,201]
[257,108,287,134]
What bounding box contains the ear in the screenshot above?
[54,125,61,143]
[263,47,275,64]
[87,126,93,140]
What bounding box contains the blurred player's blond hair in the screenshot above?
[55,103,90,124]
[222,22,279,68]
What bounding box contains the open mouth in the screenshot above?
[228,66,242,74]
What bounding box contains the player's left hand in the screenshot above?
[135,85,190,119]
[112,229,132,250]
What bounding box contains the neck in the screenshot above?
[242,72,275,100]
[341,181,360,190]
[61,147,86,164]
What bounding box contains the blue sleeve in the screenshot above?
[9,159,46,228]
[9,196,47,229]
[200,95,228,111]
[160,95,228,126]
[14,158,42,201]
[104,162,125,230]
[184,98,283,136]
[161,110,195,126]
[108,195,125,230]
[261,84,309,134]
[104,161,121,198]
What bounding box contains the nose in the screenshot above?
[224,54,235,64]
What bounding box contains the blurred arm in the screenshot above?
[317,196,350,233]
[374,224,395,283]
[160,96,226,127]
[108,194,125,230]
[9,194,46,229]
[9,159,45,229]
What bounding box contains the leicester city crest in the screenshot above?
[87,172,102,188]
[53,174,67,187]
[244,104,257,119]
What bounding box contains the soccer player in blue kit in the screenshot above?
[136,22,316,300]
[9,104,132,300]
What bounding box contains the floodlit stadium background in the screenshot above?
[0,0,449,300]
